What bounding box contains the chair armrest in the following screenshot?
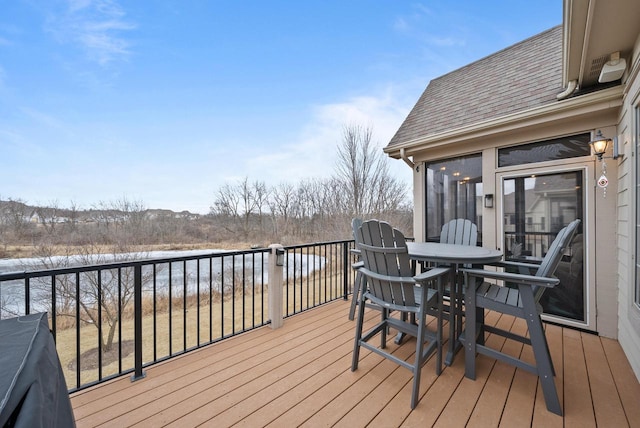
[357,266,449,285]
[352,260,364,269]
[350,248,361,256]
[492,260,539,273]
[460,267,559,288]
[413,267,450,284]
[356,266,416,284]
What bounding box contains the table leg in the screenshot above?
[445,266,463,366]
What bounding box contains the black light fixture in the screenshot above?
[275,247,285,266]
[484,194,494,208]
[589,130,619,161]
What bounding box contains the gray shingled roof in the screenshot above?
[387,26,563,148]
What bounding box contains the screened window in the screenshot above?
[498,133,591,167]
[425,153,482,243]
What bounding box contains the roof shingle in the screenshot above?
[387,26,563,148]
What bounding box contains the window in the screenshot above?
[425,153,482,243]
[498,133,591,167]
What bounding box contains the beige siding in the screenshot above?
[617,33,640,381]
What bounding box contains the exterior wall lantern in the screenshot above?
[589,130,622,198]
[589,130,620,161]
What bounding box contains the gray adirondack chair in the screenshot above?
[439,218,478,361]
[440,218,478,246]
[459,219,580,416]
[352,219,449,409]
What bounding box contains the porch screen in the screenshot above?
[425,153,482,243]
[498,133,591,167]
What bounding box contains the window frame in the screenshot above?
[635,105,640,307]
[424,153,483,243]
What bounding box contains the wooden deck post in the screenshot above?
[268,244,284,329]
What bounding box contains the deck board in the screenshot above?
[531,323,563,428]
[70,299,640,427]
[459,313,517,427]
[601,337,640,427]
[562,327,597,428]
[582,331,629,427]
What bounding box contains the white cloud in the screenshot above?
[46,0,135,66]
[394,4,467,49]
[67,0,94,13]
[393,17,409,32]
[244,88,413,186]
[426,36,465,47]
[19,107,71,134]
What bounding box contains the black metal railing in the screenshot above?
[0,240,356,392]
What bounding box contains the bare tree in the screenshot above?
[0,198,33,241]
[335,124,409,220]
[252,180,270,236]
[210,178,268,239]
[267,182,296,239]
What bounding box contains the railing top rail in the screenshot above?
[0,241,359,281]
[282,239,352,250]
[0,247,272,281]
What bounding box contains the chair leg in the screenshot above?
[521,289,562,416]
[411,307,427,409]
[351,291,367,371]
[540,322,556,376]
[476,307,485,346]
[381,308,388,348]
[348,270,363,320]
[528,316,562,415]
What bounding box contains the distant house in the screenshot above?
[385,0,640,380]
[28,209,44,224]
[28,208,69,225]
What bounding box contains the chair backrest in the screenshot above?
[352,218,363,245]
[535,219,581,278]
[440,219,478,246]
[533,219,581,299]
[356,219,417,307]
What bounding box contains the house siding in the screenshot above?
[616,32,640,381]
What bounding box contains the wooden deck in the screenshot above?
[70,299,640,427]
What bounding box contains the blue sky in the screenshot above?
[1,1,561,214]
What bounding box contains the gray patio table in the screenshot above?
[407,242,503,365]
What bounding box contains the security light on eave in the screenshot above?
[599,52,627,83]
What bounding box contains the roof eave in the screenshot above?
[384,85,623,159]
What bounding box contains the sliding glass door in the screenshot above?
[500,169,586,322]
